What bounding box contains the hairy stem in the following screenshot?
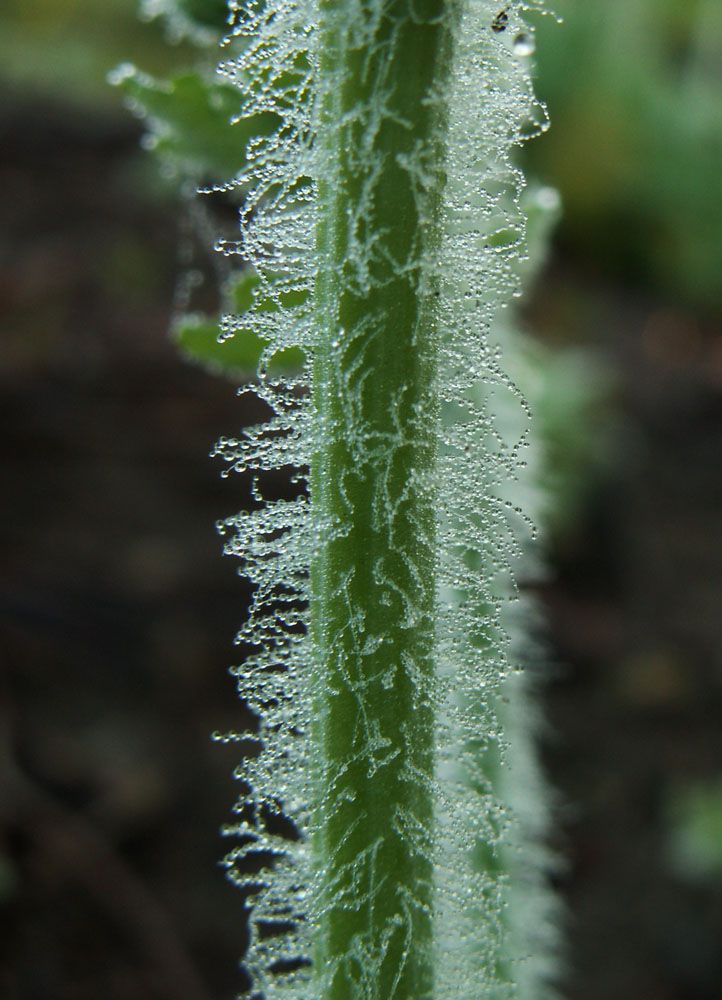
[310,2,460,997]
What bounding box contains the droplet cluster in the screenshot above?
[215,2,557,998]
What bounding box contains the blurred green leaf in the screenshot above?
[141,0,258,39]
[172,0,230,30]
[0,0,194,110]
[229,269,311,314]
[666,779,722,882]
[174,269,307,378]
[112,65,279,181]
[526,0,722,306]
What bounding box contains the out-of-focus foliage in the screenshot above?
[110,65,277,183]
[173,268,307,377]
[0,0,196,108]
[142,0,231,37]
[666,779,722,881]
[527,0,722,307]
[508,186,614,541]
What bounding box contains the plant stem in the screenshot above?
[310,2,460,997]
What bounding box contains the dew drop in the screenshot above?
[513,33,535,56]
[536,185,561,211]
[106,62,136,87]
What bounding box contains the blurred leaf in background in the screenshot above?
[526,0,722,308]
[0,0,197,109]
[666,778,722,882]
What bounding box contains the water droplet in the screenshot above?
[536,185,561,212]
[513,33,535,56]
[106,62,136,87]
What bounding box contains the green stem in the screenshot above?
[310,2,460,998]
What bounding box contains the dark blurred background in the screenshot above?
[1,1,721,998]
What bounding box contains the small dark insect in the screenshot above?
[491,6,509,32]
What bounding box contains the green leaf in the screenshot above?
[666,779,722,881]
[173,313,262,375]
[173,309,305,379]
[112,65,279,181]
[173,0,231,30]
[229,268,311,314]
[139,0,240,45]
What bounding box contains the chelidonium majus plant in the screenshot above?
[208,2,559,999]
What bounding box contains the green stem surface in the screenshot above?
[310,3,460,998]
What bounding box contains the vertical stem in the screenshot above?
[310,2,460,998]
